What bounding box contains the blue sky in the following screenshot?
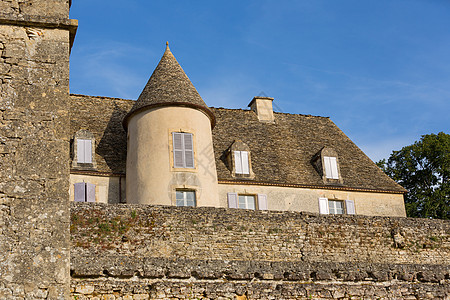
[69,0,450,162]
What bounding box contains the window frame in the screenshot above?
[72,130,96,170]
[172,132,195,169]
[238,194,256,210]
[175,189,196,207]
[318,197,355,215]
[227,193,268,210]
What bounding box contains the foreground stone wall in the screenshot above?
[0,1,72,298]
[71,203,449,299]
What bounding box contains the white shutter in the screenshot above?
[234,151,243,174]
[184,133,194,168]
[324,156,332,178]
[227,192,238,208]
[258,194,268,210]
[173,133,184,168]
[74,182,86,202]
[318,197,329,214]
[86,183,96,202]
[77,139,85,163]
[330,157,338,179]
[84,139,92,164]
[345,200,355,215]
[241,151,250,174]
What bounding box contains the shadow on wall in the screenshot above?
[96,103,128,203]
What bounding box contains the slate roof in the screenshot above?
[70,94,405,193]
[123,44,215,129]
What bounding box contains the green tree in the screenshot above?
[377,132,449,219]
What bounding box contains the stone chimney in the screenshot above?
[248,96,275,122]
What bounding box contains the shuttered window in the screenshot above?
[77,139,92,164]
[74,182,95,202]
[234,151,250,174]
[173,132,195,168]
[176,190,196,207]
[324,156,339,179]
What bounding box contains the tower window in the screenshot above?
[176,190,196,207]
[172,132,195,168]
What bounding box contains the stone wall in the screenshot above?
[71,203,450,299]
[0,1,72,298]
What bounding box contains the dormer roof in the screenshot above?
[123,43,215,129]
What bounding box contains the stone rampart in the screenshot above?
[71,203,450,299]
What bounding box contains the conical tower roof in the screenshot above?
[123,43,215,129]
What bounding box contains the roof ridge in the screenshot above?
[210,106,330,119]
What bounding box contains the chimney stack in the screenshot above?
[248,96,275,123]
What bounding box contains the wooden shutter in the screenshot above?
[324,156,332,178]
[77,139,85,163]
[318,197,329,214]
[234,151,242,174]
[330,157,338,179]
[86,183,96,202]
[241,151,250,174]
[84,139,92,163]
[345,200,355,215]
[227,192,238,208]
[258,194,268,210]
[74,182,86,202]
[184,133,194,168]
[173,132,184,168]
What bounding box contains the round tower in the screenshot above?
[123,43,220,207]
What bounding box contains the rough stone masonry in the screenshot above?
[71,203,450,299]
[0,1,75,299]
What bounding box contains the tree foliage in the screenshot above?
[377,132,449,219]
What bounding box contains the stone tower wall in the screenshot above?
[0,1,74,298]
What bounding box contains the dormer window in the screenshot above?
[312,147,342,185]
[227,140,254,179]
[172,132,195,169]
[72,130,96,170]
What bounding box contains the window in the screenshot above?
[239,195,255,210]
[318,198,355,215]
[77,139,92,163]
[328,200,344,214]
[74,182,95,202]
[234,151,250,175]
[227,193,268,210]
[323,156,339,179]
[176,190,196,207]
[72,130,96,170]
[173,132,195,168]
